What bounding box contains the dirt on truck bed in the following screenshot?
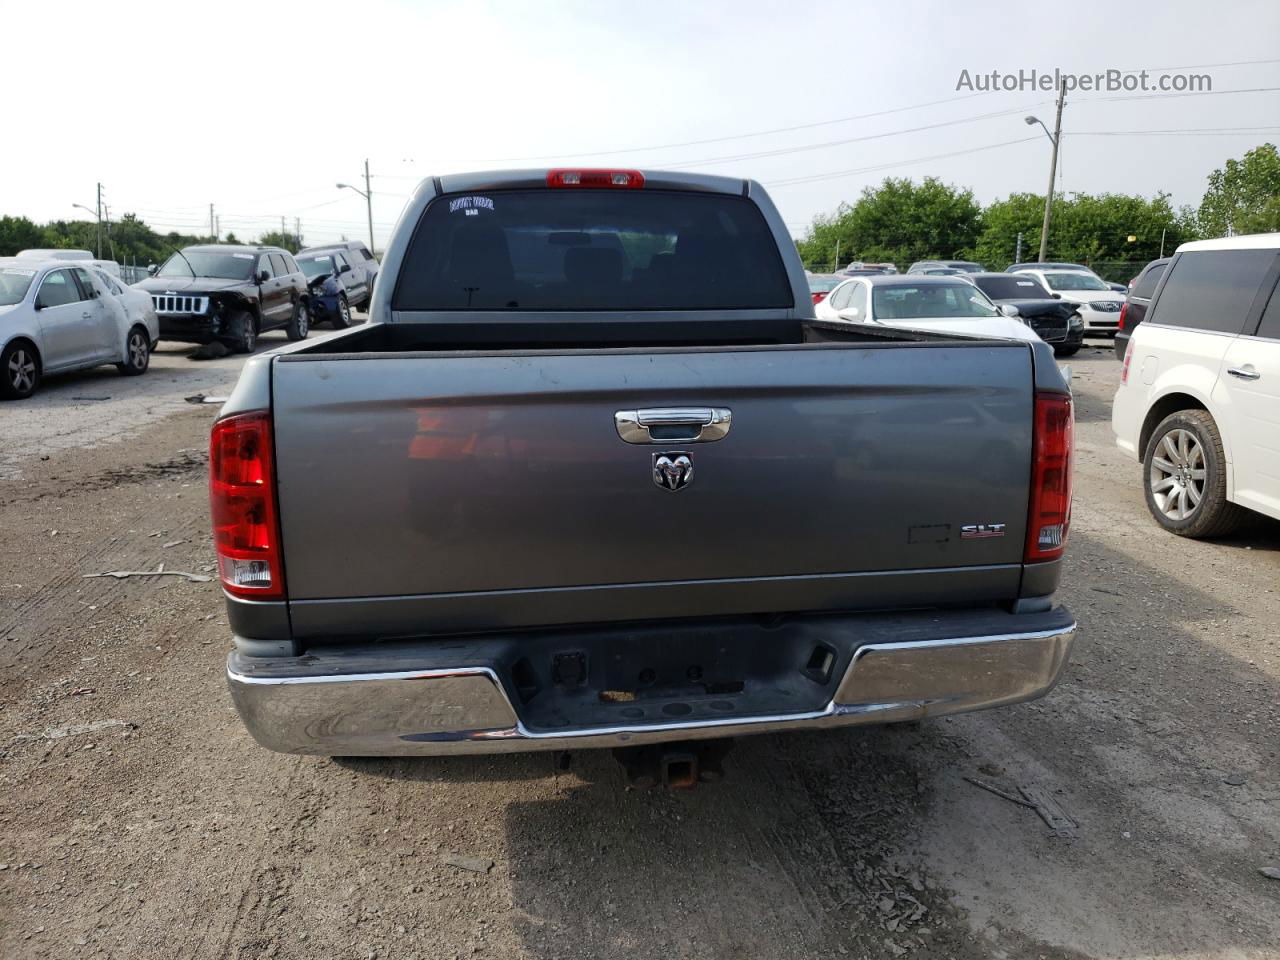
[2,345,1279,960]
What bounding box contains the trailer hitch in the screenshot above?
[612,740,733,789]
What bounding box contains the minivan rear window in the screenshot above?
[1153,250,1277,335]
[393,189,793,311]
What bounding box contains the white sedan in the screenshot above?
[1009,268,1126,333]
[814,274,1043,342]
[0,258,154,400]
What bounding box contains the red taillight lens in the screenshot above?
[546,169,645,189]
[210,412,285,600]
[1120,338,1133,384]
[811,291,829,304]
[1025,392,1073,563]
[1117,301,1128,332]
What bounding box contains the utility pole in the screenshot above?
[294,216,301,249]
[103,204,115,260]
[210,203,216,241]
[1037,81,1065,263]
[1160,227,1167,257]
[95,182,103,259]
[1015,232,1023,263]
[833,238,841,273]
[363,159,375,255]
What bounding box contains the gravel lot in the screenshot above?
[1,336,1278,960]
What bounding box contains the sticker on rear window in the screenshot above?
[1016,280,1035,286]
[448,195,495,216]
[232,253,254,259]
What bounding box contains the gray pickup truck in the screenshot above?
[215,168,1075,778]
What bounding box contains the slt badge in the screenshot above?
[653,453,694,492]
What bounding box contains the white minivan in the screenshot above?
[1112,233,1280,536]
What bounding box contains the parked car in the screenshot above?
[295,250,367,327]
[966,273,1084,357]
[86,266,159,349]
[906,259,983,274]
[216,167,1074,771]
[297,241,378,308]
[1112,233,1280,536]
[843,261,897,275]
[0,258,153,399]
[1010,268,1125,335]
[1007,261,1127,294]
[17,249,123,277]
[137,245,311,353]
[1114,257,1170,360]
[806,273,843,305]
[814,273,1043,344]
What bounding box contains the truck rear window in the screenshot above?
[392,189,793,311]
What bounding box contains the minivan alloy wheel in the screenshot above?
[9,348,35,392]
[1149,428,1205,520]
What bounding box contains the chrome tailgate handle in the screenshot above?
[615,407,732,444]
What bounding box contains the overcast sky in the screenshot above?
[2,0,1277,251]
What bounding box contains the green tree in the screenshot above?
[796,177,981,271]
[258,230,302,253]
[974,192,1194,281]
[0,215,49,256]
[1197,143,1280,238]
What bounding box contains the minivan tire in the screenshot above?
[332,294,351,329]
[1142,409,1246,538]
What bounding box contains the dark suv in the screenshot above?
[1115,257,1171,360]
[138,245,311,352]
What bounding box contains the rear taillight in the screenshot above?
[210,412,285,600]
[546,169,644,188]
[1025,392,1073,563]
[1120,338,1134,384]
[1117,301,1128,331]
[811,292,829,304]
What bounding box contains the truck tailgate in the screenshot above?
[271,342,1033,638]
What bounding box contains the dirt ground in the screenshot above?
[1,339,1278,960]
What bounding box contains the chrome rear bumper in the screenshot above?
[227,614,1075,756]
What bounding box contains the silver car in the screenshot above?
[0,258,156,400]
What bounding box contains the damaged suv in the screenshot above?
[139,245,311,352]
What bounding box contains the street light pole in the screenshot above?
[72,202,100,256]
[1025,81,1065,263]
[337,164,376,256]
[364,159,374,256]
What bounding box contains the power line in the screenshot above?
[483,91,999,162]
[1079,84,1280,104]
[1070,126,1280,136]
[661,103,1048,169]
[1140,56,1280,71]
[427,58,1280,166]
[765,136,1041,188]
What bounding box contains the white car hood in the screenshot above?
[875,315,1042,342]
